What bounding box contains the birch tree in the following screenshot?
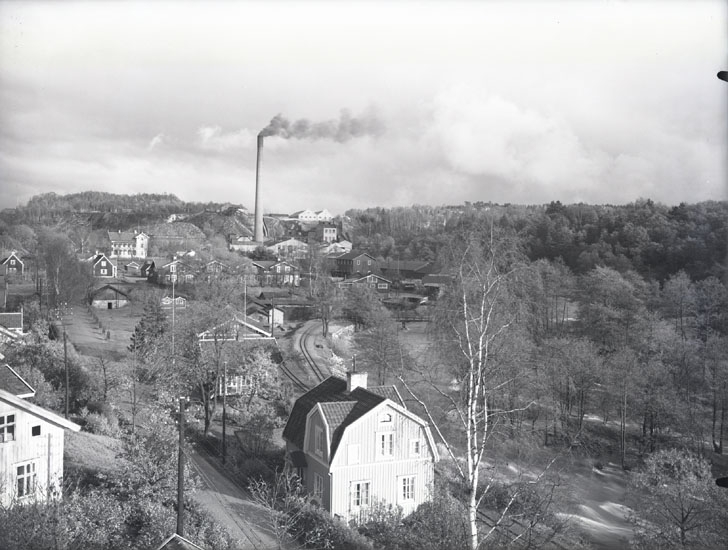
[399,226,534,550]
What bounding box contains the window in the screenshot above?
[170,264,176,273]
[410,439,421,457]
[16,462,36,498]
[400,476,415,501]
[0,414,15,443]
[313,473,324,501]
[356,260,360,265]
[378,432,394,458]
[32,425,41,437]
[367,260,371,266]
[100,269,107,275]
[350,480,371,508]
[296,467,306,483]
[348,444,360,465]
[314,425,324,456]
[101,260,106,266]
[378,283,388,289]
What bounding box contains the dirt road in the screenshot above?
[189,446,286,550]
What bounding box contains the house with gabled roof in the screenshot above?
[252,260,300,287]
[329,251,378,279]
[265,237,309,260]
[155,258,198,285]
[197,310,275,396]
[107,230,149,259]
[86,253,117,279]
[283,372,438,522]
[337,273,392,293]
[90,284,130,309]
[0,365,80,507]
[0,251,24,277]
[319,240,352,255]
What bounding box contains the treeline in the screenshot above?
[0,191,243,230]
[346,199,727,282]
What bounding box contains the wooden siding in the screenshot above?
[0,401,66,507]
[329,403,435,519]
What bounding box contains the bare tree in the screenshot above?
[398,226,539,550]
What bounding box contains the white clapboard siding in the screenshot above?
[0,402,66,508]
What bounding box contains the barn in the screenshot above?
[90,285,130,309]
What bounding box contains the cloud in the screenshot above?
[429,86,604,187]
[196,126,254,152]
[147,133,166,150]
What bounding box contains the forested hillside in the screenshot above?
[346,199,727,282]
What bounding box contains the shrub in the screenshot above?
[84,412,119,436]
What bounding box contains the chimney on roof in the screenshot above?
[347,371,368,393]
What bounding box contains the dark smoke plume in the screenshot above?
[258,109,383,141]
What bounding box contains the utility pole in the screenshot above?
[177,397,185,536]
[222,361,227,465]
[64,328,69,419]
[171,274,176,365]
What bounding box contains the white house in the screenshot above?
[283,372,438,522]
[0,365,80,508]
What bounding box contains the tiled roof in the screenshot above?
[283,377,349,450]
[283,376,405,458]
[0,365,35,397]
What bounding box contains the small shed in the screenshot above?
[90,285,130,309]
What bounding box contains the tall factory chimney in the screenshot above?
[253,134,264,242]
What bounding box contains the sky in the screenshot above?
[0,1,726,215]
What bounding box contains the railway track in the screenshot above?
[298,323,327,384]
[279,360,309,393]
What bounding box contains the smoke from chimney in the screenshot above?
[253,109,382,242]
[259,109,383,142]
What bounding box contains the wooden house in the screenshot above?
[0,365,80,508]
[161,295,187,310]
[337,273,392,293]
[319,239,352,256]
[90,285,130,309]
[87,253,117,278]
[107,230,149,259]
[265,238,309,260]
[329,251,378,279]
[197,312,276,397]
[283,372,438,522]
[0,251,24,277]
[156,259,197,285]
[252,260,300,287]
